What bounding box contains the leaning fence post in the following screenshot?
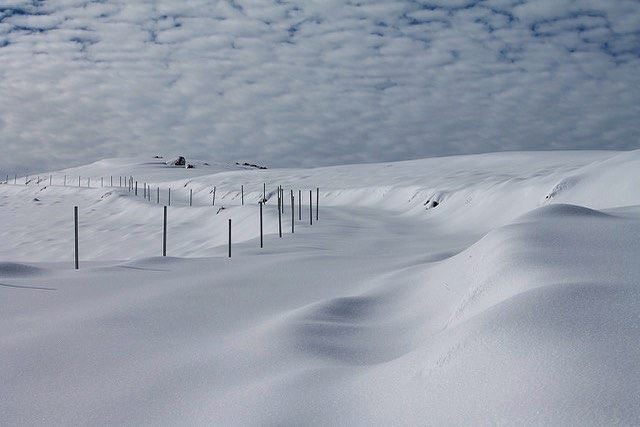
[163,206,167,256]
[259,201,264,248]
[310,190,313,225]
[228,219,232,258]
[74,206,79,270]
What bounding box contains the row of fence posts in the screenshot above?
[70,182,320,269]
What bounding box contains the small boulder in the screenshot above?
[166,156,186,166]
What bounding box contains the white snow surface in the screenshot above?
[1,150,639,425]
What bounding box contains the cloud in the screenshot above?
[0,0,639,173]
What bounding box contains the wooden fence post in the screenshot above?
[163,206,167,256]
[228,219,232,258]
[259,201,263,248]
[316,187,319,221]
[298,189,302,220]
[168,188,171,206]
[189,189,192,206]
[241,185,244,205]
[74,206,79,270]
[309,190,313,225]
[291,190,295,234]
[278,194,282,238]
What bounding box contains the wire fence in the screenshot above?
[1,173,320,269]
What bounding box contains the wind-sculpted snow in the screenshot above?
[1,150,640,424]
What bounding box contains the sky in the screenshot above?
[0,0,639,173]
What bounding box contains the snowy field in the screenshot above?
[1,150,640,425]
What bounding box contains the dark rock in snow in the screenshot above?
[166,156,186,166]
[186,164,195,169]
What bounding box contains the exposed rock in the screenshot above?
[166,156,186,166]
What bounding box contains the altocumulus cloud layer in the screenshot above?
[0,0,639,172]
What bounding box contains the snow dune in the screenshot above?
[1,150,639,424]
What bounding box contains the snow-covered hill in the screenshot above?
[1,150,639,424]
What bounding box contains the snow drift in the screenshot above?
[1,150,639,424]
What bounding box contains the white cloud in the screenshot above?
[0,0,639,173]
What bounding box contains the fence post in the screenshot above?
[135,181,138,196]
[278,194,282,238]
[316,187,319,221]
[298,190,302,220]
[241,185,244,205]
[144,183,147,199]
[78,176,81,187]
[119,176,122,187]
[14,174,17,184]
[111,176,113,187]
[259,201,263,248]
[88,177,90,188]
[157,187,159,204]
[212,186,216,206]
[189,189,192,206]
[49,175,52,186]
[263,183,266,201]
[74,206,79,270]
[228,219,232,258]
[163,206,167,256]
[168,188,171,206]
[310,190,313,225]
[291,190,295,234]
[101,177,104,187]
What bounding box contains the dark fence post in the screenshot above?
[316,187,319,221]
[135,181,138,196]
[309,190,313,225]
[163,206,167,257]
[241,185,244,205]
[110,176,113,187]
[278,194,282,238]
[168,188,171,206]
[263,183,266,201]
[259,201,263,248]
[78,176,81,187]
[157,187,159,204]
[291,190,295,234]
[212,186,216,206]
[189,189,192,206]
[298,189,302,220]
[228,219,232,258]
[74,206,79,270]
[49,175,52,186]
[144,183,147,199]
[88,177,90,188]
